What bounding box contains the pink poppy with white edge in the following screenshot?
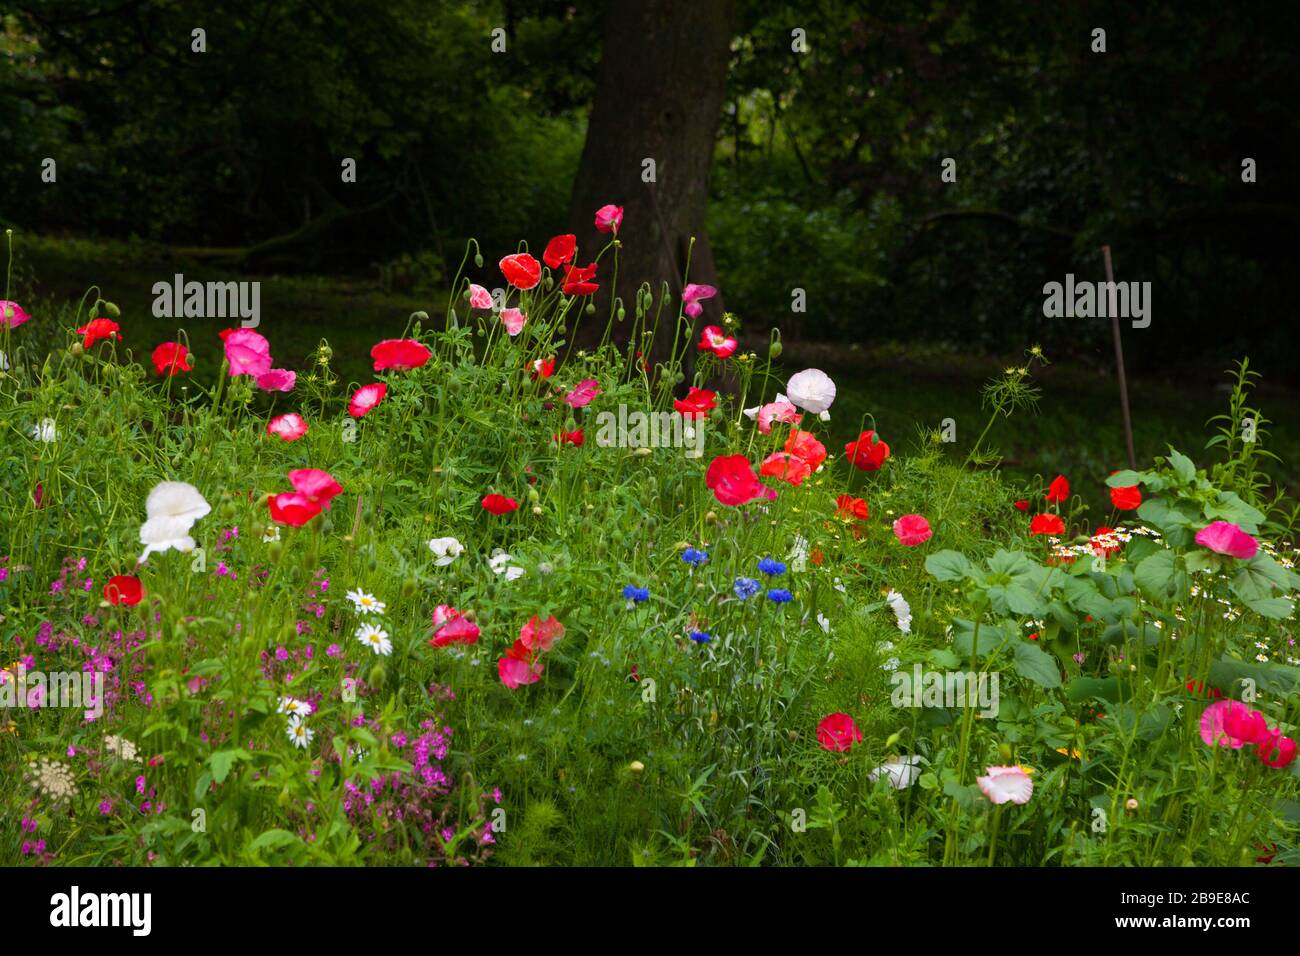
[977,765,1034,805]
[267,413,308,441]
[348,383,387,418]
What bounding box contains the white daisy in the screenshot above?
[277,696,311,717]
[428,536,464,567]
[347,589,386,615]
[356,622,392,656]
[286,715,314,749]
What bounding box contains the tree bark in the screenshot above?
[567,0,735,363]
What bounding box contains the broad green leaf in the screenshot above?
[1134,549,1187,603]
[925,550,977,582]
[1012,641,1062,688]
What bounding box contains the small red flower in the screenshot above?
[288,468,343,509]
[499,253,541,290]
[267,492,322,526]
[673,387,717,419]
[104,575,143,607]
[816,712,863,753]
[1030,513,1066,535]
[482,494,519,515]
[835,494,869,521]
[499,639,544,688]
[893,514,933,547]
[151,342,192,377]
[543,234,577,270]
[529,356,556,379]
[1110,485,1142,511]
[77,317,121,348]
[556,429,584,447]
[267,413,309,441]
[430,607,480,648]
[1014,499,1030,512]
[348,383,387,418]
[562,262,599,296]
[1046,475,1070,503]
[697,325,737,358]
[784,430,827,470]
[1259,733,1297,769]
[845,430,890,471]
[371,339,431,372]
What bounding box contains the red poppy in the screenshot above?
[594,204,624,233]
[430,607,480,648]
[1030,513,1066,535]
[816,712,863,753]
[705,454,765,507]
[267,492,322,526]
[77,317,121,348]
[784,430,827,470]
[217,328,236,342]
[835,494,869,521]
[371,339,432,372]
[557,429,584,446]
[348,383,387,418]
[562,262,599,296]
[482,494,519,515]
[543,234,577,270]
[1013,499,1030,512]
[1110,485,1142,511]
[760,452,812,486]
[104,575,143,607]
[530,356,556,379]
[151,342,192,377]
[1259,732,1297,769]
[1046,475,1070,503]
[845,430,890,471]
[673,387,717,419]
[520,615,565,652]
[499,253,542,290]
[1185,678,1225,700]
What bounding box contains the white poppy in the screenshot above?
[785,369,836,415]
[869,755,923,790]
[138,481,210,562]
[32,418,58,442]
[428,536,464,567]
[488,549,525,582]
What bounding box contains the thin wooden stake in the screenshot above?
[1103,245,1138,470]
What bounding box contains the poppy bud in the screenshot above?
[410,310,428,322]
[617,307,625,321]
[628,760,644,774]
[885,732,901,750]
[998,742,1013,761]
[103,301,121,318]
[769,341,782,359]
[278,787,291,808]
[474,253,484,268]
[633,447,652,457]
[704,510,718,524]
[557,325,566,334]
[370,663,387,689]
[584,303,595,315]
[401,577,416,598]
[527,488,540,504]
[462,608,477,622]
[70,342,84,357]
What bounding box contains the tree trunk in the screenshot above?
[568,0,734,365]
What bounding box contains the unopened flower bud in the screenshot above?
[628,760,644,774]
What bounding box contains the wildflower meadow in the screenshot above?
[2,210,1298,871]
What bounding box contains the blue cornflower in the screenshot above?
[757,557,786,576]
[767,588,793,604]
[689,630,713,644]
[733,577,761,600]
[681,548,709,566]
[621,585,650,603]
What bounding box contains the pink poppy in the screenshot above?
[288,469,343,509]
[371,339,432,371]
[500,253,541,290]
[1223,704,1271,746]
[755,401,801,435]
[705,455,765,507]
[1200,700,1259,749]
[893,514,933,547]
[430,607,480,647]
[348,383,387,418]
[0,301,30,329]
[499,640,544,689]
[501,308,527,336]
[977,766,1034,805]
[816,712,863,752]
[223,329,272,377]
[594,204,623,233]
[1194,521,1259,560]
[565,378,601,409]
[468,283,493,310]
[1258,731,1298,769]
[681,283,717,318]
[267,492,321,527]
[520,615,565,652]
[255,368,296,392]
[697,324,736,357]
[267,413,308,441]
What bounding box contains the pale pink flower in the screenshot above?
[468,284,493,310]
[977,765,1033,805]
[501,308,527,336]
[682,283,717,318]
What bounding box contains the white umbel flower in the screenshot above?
[428,536,464,567]
[138,481,210,562]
